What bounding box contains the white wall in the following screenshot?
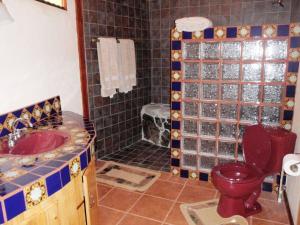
[287,64,300,224]
[0,0,82,115]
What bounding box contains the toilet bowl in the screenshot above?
[211,124,297,218]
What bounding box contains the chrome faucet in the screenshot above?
[8,118,33,148]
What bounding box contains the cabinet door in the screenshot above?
[83,158,98,225]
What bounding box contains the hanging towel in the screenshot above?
[97,37,120,97]
[175,17,213,32]
[117,39,137,93]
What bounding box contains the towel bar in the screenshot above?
[92,37,120,43]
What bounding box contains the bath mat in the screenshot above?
[180,199,249,225]
[96,161,160,192]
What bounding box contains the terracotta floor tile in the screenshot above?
[259,191,278,202]
[146,180,184,200]
[177,185,216,203]
[252,217,289,225]
[99,188,141,211]
[95,206,124,225]
[159,172,172,180]
[167,175,187,184]
[97,184,112,200]
[130,195,173,221]
[253,199,289,224]
[119,214,161,225]
[165,203,188,225]
[185,179,216,190]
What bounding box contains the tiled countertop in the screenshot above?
[0,111,95,223]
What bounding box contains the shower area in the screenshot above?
[82,0,300,189]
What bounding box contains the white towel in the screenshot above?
[117,39,136,93]
[97,37,120,97]
[175,17,213,32]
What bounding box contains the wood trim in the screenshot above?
[75,0,89,119]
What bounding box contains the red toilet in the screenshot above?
[211,124,297,218]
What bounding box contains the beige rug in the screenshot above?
[96,161,160,192]
[180,199,249,225]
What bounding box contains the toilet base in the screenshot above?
[217,195,262,218]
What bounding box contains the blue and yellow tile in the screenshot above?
[171,148,180,158]
[69,157,81,178]
[171,71,182,81]
[24,179,47,208]
[290,23,300,36]
[281,121,292,130]
[287,73,297,84]
[3,113,17,132]
[171,29,182,40]
[214,27,226,39]
[189,171,198,180]
[192,30,203,39]
[171,110,181,120]
[285,99,295,109]
[289,48,300,61]
[171,167,180,176]
[32,105,43,122]
[43,101,52,116]
[53,97,61,113]
[171,130,181,140]
[172,91,182,101]
[263,24,277,38]
[171,50,182,61]
[237,26,250,38]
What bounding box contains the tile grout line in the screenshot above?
[97,184,115,204]
[161,177,188,225]
[114,186,146,225]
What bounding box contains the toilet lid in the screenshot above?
[243,124,272,171]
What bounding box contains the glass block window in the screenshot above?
[179,35,290,173]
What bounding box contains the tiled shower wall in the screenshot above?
[82,0,152,157]
[149,0,299,104]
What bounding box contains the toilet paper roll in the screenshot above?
[283,154,300,176]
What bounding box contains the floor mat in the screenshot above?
[96,161,160,192]
[180,199,249,225]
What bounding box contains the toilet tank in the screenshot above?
[265,126,297,173]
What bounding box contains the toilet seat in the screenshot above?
[214,163,263,184]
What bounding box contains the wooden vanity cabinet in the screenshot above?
[6,157,98,225]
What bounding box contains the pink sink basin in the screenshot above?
[1,131,70,156]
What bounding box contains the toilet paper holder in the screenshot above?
[278,153,300,203]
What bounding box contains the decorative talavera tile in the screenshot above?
[172,91,182,101]
[189,171,198,179]
[287,73,298,84]
[171,110,181,120]
[171,29,182,40]
[171,130,181,140]
[282,121,292,130]
[25,179,47,208]
[285,99,295,108]
[53,98,61,112]
[193,30,203,39]
[171,149,180,158]
[290,23,300,36]
[289,48,300,61]
[3,113,17,132]
[69,157,81,178]
[214,27,226,39]
[171,50,182,61]
[263,24,277,38]
[21,109,32,123]
[43,101,52,116]
[237,26,250,38]
[0,123,3,134]
[172,167,179,176]
[172,71,182,81]
[32,105,43,121]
